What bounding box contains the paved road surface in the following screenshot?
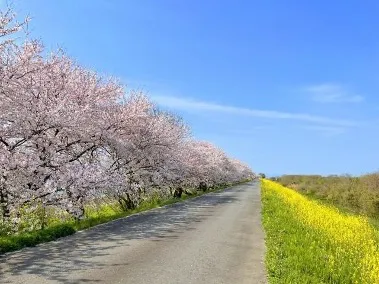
[0,181,266,284]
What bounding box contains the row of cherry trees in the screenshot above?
[0,8,253,228]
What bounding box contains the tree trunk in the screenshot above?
[0,187,10,222]
[40,204,47,229]
[117,193,137,211]
[173,187,183,198]
[199,181,207,192]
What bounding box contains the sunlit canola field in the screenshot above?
[261,179,379,284]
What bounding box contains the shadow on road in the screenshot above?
[0,183,253,284]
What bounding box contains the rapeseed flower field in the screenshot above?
[262,179,379,283]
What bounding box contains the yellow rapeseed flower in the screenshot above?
[262,179,379,284]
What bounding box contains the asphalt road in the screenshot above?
[0,181,266,284]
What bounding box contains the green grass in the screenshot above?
[0,181,247,255]
[0,224,76,254]
[262,180,379,283]
[262,185,331,283]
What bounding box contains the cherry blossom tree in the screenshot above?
[97,93,190,209]
[0,40,124,221]
[0,6,254,231]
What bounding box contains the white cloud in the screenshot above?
[305,84,364,103]
[151,95,357,127]
[301,125,346,136]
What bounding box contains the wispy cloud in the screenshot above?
[152,95,357,127]
[305,83,364,103]
[301,125,346,136]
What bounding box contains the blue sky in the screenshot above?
[8,0,379,176]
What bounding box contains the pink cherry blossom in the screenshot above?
[0,7,253,230]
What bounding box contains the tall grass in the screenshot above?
[262,179,379,283]
[274,174,379,219]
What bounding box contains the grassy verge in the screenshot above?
[261,179,379,284]
[273,174,379,231]
[0,224,76,254]
[273,174,379,219]
[0,181,248,255]
[292,189,379,230]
